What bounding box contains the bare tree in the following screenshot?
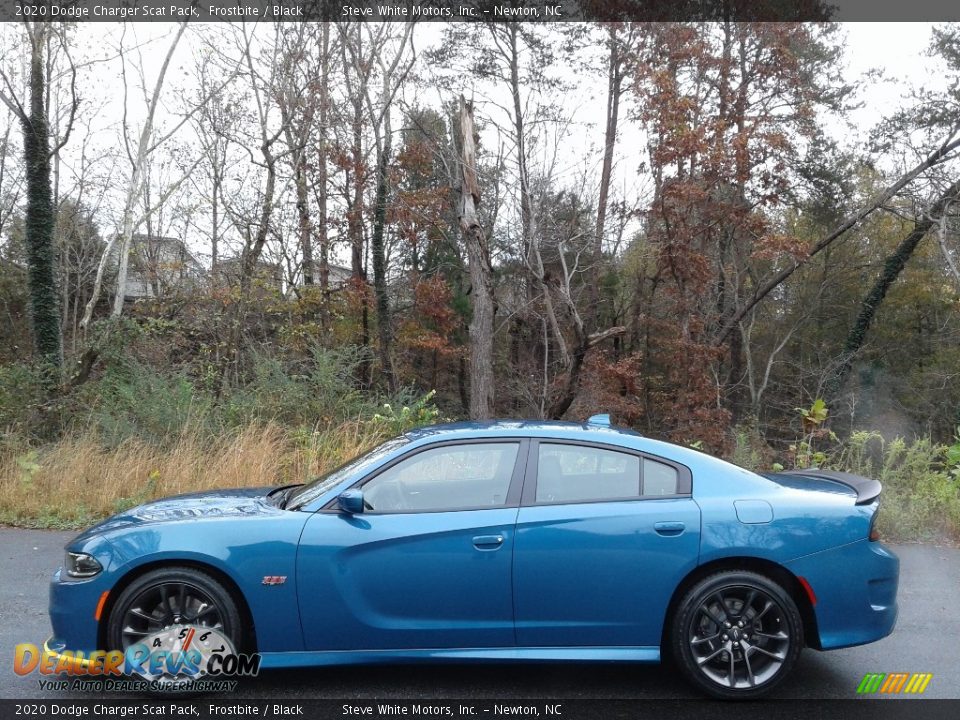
[0,108,23,241]
[81,23,189,328]
[339,21,415,392]
[315,22,332,300]
[193,51,236,273]
[590,24,631,329]
[457,96,495,419]
[338,22,373,385]
[276,24,322,289]
[235,24,287,289]
[936,196,960,287]
[82,23,242,330]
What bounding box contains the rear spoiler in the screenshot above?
[780,469,882,505]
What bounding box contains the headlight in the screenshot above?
[64,551,103,578]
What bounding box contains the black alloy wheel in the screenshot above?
[106,566,243,653]
[671,570,804,699]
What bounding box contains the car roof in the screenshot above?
[403,419,643,442]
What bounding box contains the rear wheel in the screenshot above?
[671,571,803,699]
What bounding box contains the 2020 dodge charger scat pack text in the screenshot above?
[47,415,898,699]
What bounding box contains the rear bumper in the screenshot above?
[786,540,899,650]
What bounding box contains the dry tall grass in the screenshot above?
[0,420,396,528]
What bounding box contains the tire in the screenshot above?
[670,570,803,700]
[106,566,244,655]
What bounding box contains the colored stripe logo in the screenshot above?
[857,673,933,694]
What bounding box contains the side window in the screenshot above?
[643,458,679,496]
[536,444,640,504]
[363,443,519,513]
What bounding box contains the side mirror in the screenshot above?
[338,489,364,514]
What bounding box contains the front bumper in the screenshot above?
[41,636,100,671]
[787,539,899,650]
[49,567,109,655]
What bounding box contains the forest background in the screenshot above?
[1,18,960,541]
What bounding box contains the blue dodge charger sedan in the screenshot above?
[48,415,898,698]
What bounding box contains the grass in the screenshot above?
[0,420,399,529]
[2,420,958,543]
[0,348,442,530]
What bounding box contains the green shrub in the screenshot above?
[222,346,369,428]
[835,431,960,542]
[0,363,48,440]
[76,360,213,447]
[729,421,773,472]
[370,390,442,436]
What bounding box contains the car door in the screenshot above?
[513,440,701,647]
[297,439,528,651]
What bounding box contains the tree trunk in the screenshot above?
[506,27,534,289]
[457,355,469,416]
[21,24,62,373]
[294,152,313,286]
[211,164,220,271]
[721,28,751,422]
[279,59,314,290]
[346,36,371,388]
[829,178,960,395]
[458,97,495,419]
[240,145,277,289]
[317,22,331,304]
[591,26,622,330]
[370,122,395,392]
[112,24,187,318]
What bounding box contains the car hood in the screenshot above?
[72,487,278,542]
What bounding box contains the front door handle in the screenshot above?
[472,534,505,550]
[654,521,685,536]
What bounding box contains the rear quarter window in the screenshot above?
[643,458,680,496]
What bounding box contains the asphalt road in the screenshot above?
[1,528,957,700]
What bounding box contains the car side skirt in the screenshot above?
[258,646,661,669]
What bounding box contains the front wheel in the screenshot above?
[106,566,244,655]
[671,571,803,699]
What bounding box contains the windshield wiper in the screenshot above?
[267,484,301,509]
[280,484,306,509]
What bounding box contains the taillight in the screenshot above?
[869,504,881,541]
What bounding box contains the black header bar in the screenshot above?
[1,0,960,23]
[0,700,960,720]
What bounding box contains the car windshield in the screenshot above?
[285,435,410,510]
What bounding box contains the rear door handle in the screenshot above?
[472,534,505,550]
[654,521,685,536]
